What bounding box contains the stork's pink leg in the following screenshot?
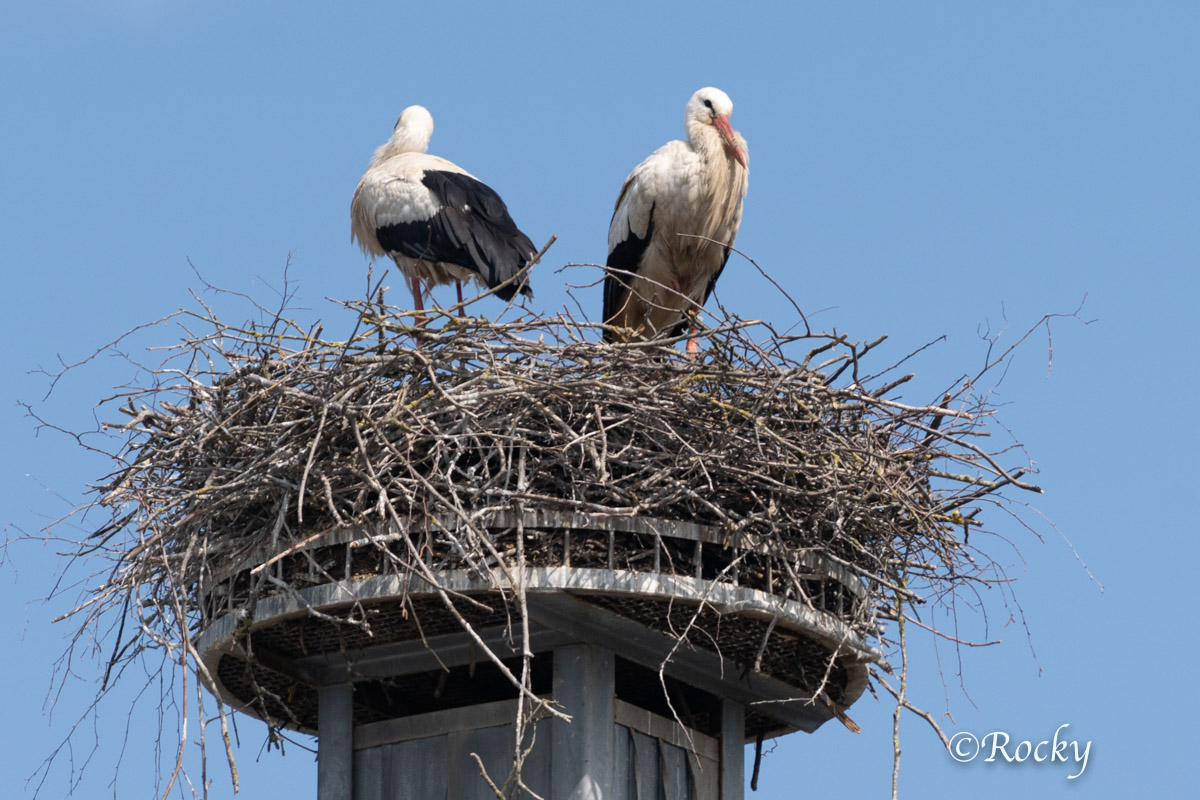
[411,276,428,328]
[685,300,701,358]
[411,276,424,312]
[456,281,465,317]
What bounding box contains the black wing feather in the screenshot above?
[375,170,535,300]
[602,205,655,341]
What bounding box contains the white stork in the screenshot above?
[351,105,535,313]
[603,87,748,353]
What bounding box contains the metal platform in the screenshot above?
[194,513,882,799]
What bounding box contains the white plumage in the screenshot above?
[603,87,749,349]
[351,105,535,311]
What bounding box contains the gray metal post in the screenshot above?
[552,643,615,799]
[720,699,745,799]
[318,682,354,800]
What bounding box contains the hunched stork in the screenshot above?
[602,87,748,352]
[351,105,536,313]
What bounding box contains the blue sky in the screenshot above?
[2,1,1196,797]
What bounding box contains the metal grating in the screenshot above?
[217,648,553,732]
[201,516,872,736]
[584,594,850,704]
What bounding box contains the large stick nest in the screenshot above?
[85,295,1038,646]
[25,282,1054,795]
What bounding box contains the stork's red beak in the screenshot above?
[713,114,746,168]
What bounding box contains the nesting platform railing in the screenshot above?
[195,512,883,799]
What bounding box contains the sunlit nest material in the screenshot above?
[68,292,1042,770]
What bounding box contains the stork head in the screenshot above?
[686,87,746,168]
[388,105,435,154]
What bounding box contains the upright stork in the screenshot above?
[603,87,748,353]
[351,105,536,313]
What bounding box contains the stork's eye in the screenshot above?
[703,98,713,110]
